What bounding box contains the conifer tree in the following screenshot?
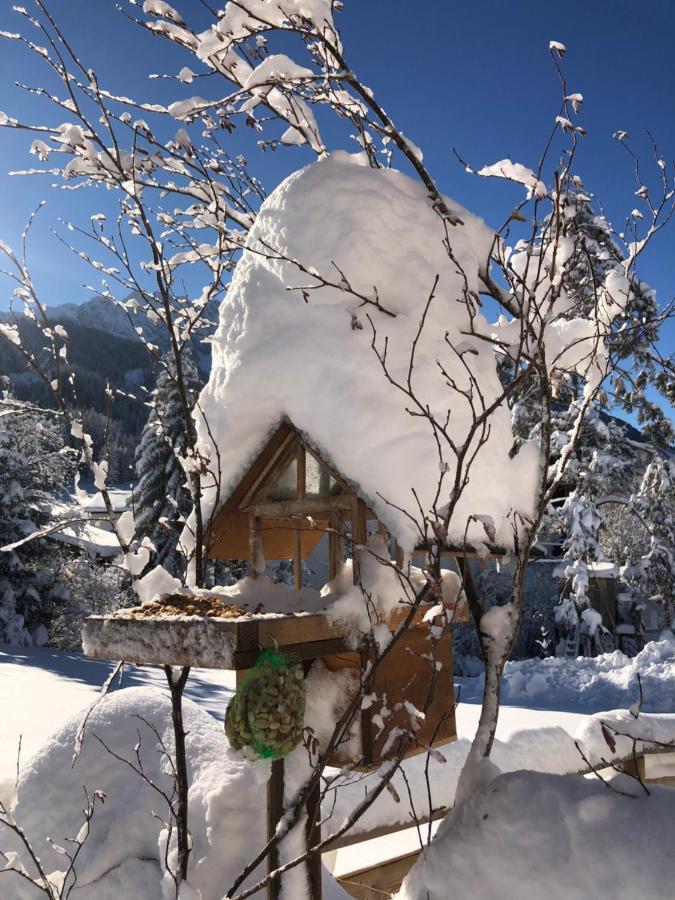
[562,183,673,448]
[0,390,74,644]
[498,181,673,650]
[620,456,675,624]
[133,354,198,576]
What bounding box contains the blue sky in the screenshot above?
[0,0,673,324]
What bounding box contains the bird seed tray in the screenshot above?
[81,592,350,670]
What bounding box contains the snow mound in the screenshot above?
[397,768,675,899]
[196,152,540,552]
[2,685,352,900]
[1,687,268,899]
[326,709,674,838]
[459,639,675,712]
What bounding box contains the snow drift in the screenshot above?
[458,638,675,713]
[195,151,540,553]
[1,686,354,900]
[396,767,675,900]
[2,676,673,898]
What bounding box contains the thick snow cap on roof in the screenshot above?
[197,152,540,552]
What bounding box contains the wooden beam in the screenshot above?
[337,850,419,900]
[260,613,347,646]
[620,754,646,782]
[241,637,351,668]
[236,425,296,511]
[351,497,368,586]
[325,805,449,852]
[251,496,354,518]
[253,439,300,505]
[296,433,351,495]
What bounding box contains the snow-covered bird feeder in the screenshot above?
[83,152,541,899]
[83,418,472,768]
[83,153,538,766]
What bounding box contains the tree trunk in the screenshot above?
[165,665,191,883]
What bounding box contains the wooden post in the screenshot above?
[328,511,344,581]
[267,758,285,900]
[294,445,306,590]
[351,497,368,586]
[297,651,323,900]
[305,777,322,899]
[249,512,263,577]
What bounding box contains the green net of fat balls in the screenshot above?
[225,648,306,759]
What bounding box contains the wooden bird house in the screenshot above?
[205,418,473,767]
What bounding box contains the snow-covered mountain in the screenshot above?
[46,295,218,369]
[0,294,219,482]
[47,296,157,341]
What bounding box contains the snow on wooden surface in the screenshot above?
[82,614,239,668]
[82,553,469,664]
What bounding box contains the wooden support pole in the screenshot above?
[305,773,322,899]
[351,497,368,586]
[267,758,285,900]
[252,496,353,517]
[300,655,322,900]
[249,512,263,578]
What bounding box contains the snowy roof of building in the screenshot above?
[48,521,121,559]
[80,490,131,514]
[196,153,539,552]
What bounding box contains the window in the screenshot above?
[305,451,342,497]
[264,456,298,500]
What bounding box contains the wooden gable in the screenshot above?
[206,419,510,565]
[206,421,359,562]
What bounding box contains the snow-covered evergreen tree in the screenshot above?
[560,183,673,448]
[132,354,198,576]
[50,556,135,649]
[0,391,75,644]
[620,456,675,628]
[497,181,673,653]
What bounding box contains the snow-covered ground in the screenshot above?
[1,640,673,899]
[457,638,675,713]
[3,640,674,809]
